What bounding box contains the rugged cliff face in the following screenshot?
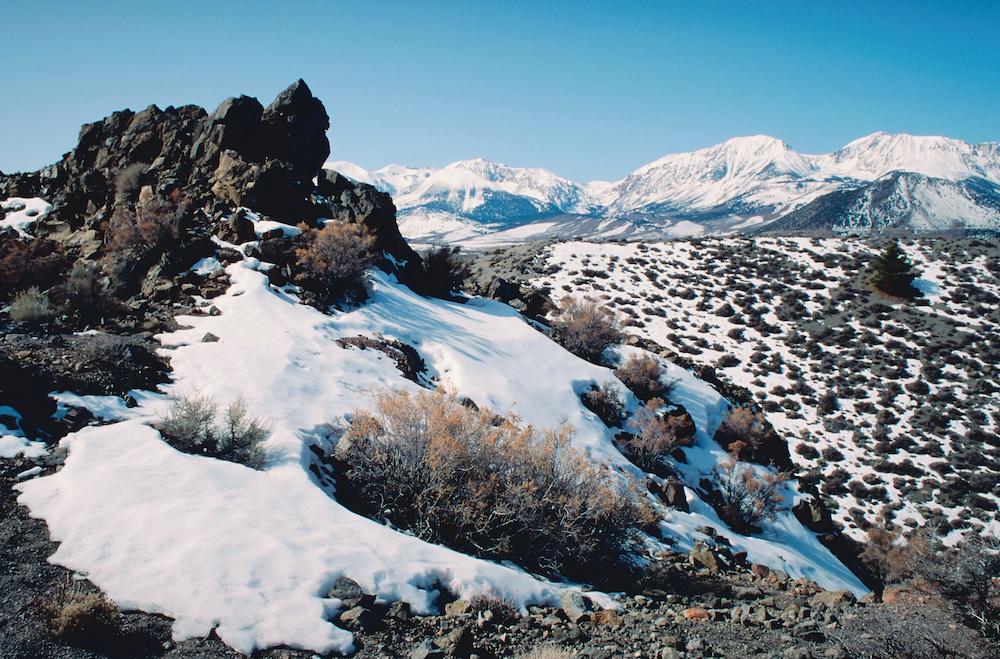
[0,79,420,279]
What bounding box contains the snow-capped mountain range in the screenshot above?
[327,132,1000,245]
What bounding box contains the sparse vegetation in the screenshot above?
[295,220,376,302]
[9,286,55,323]
[336,389,654,581]
[580,381,626,427]
[620,398,695,474]
[418,245,471,299]
[160,394,271,469]
[0,237,67,301]
[615,353,675,401]
[550,296,623,362]
[40,585,121,649]
[714,459,788,532]
[713,404,790,468]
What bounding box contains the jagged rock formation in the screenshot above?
[0,79,420,281]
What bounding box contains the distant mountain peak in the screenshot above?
[326,130,1000,243]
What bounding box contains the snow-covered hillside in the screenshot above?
[10,216,866,655]
[329,132,1000,244]
[529,237,1000,544]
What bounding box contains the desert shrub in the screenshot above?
[550,296,623,362]
[620,398,696,474]
[418,245,471,299]
[114,162,147,199]
[105,196,185,255]
[844,524,1000,656]
[160,395,271,469]
[713,404,791,469]
[714,459,788,532]
[0,237,67,300]
[468,592,519,622]
[64,259,115,318]
[102,192,192,295]
[40,586,121,649]
[580,381,625,427]
[295,221,375,302]
[336,389,653,581]
[9,286,55,323]
[615,353,675,402]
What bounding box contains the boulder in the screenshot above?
[326,575,375,609]
[260,79,330,181]
[657,476,689,511]
[445,599,472,617]
[689,545,721,574]
[316,169,355,198]
[561,590,592,623]
[792,495,835,533]
[432,624,473,656]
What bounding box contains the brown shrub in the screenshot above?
[40,586,121,648]
[616,353,674,401]
[0,237,67,300]
[620,398,696,474]
[713,404,790,468]
[551,296,623,362]
[295,221,375,302]
[9,286,55,323]
[714,459,788,532]
[860,523,1000,646]
[580,381,625,427]
[105,196,185,254]
[336,389,654,581]
[468,592,519,622]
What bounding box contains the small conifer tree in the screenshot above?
[872,241,920,298]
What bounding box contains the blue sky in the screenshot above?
[2,0,998,181]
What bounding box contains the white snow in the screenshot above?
[0,434,48,459]
[1,197,52,237]
[16,247,868,654]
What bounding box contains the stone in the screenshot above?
[338,606,377,630]
[561,590,591,623]
[591,609,623,628]
[445,599,472,617]
[327,575,375,608]
[689,546,720,574]
[809,590,856,610]
[682,607,709,621]
[432,624,473,656]
[201,332,220,343]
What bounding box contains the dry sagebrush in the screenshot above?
[615,353,675,402]
[620,398,695,474]
[714,459,788,532]
[295,221,375,302]
[550,296,623,362]
[336,389,655,580]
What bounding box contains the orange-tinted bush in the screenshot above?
[336,389,654,580]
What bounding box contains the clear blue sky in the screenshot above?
[2,0,998,181]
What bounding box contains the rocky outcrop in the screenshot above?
[0,79,420,274]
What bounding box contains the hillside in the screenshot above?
[2,83,997,659]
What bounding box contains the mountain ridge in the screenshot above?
[327,132,1000,243]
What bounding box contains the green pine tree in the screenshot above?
[872,240,920,298]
